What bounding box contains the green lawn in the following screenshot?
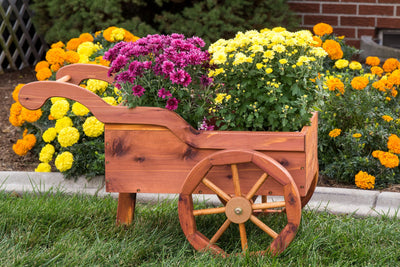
[1,191,399,266]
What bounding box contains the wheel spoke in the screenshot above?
[239,223,248,251]
[210,219,231,244]
[231,164,241,196]
[250,215,278,239]
[245,173,268,200]
[202,178,231,202]
[252,201,286,210]
[193,206,225,216]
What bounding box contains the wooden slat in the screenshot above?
[56,64,115,84]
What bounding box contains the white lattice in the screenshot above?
[0,0,48,73]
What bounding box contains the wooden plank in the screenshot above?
[56,63,114,84]
[116,193,136,225]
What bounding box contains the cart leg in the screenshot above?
[116,193,136,225]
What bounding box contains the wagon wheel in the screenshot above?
[300,170,319,208]
[178,150,301,256]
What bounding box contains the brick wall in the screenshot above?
[288,0,400,48]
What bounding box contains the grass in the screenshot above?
[0,190,399,266]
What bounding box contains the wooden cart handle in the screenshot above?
[55,64,114,85]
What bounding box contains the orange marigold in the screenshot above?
[36,67,52,81]
[20,107,42,123]
[382,58,400,73]
[388,134,400,154]
[66,38,83,51]
[45,47,66,65]
[313,23,333,36]
[12,83,25,102]
[103,26,118,42]
[382,115,394,122]
[79,33,94,43]
[329,128,341,138]
[388,69,400,85]
[34,61,50,72]
[65,51,80,64]
[51,41,65,49]
[12,133,36,156]
[123,31,140,42]
[392,89,398,97]
[377,151,399,168]
[322,39,343,60]
[311,36,322,47]
[326,77,345,94]
[365,56,380,67]
[50,63,61,72]
[370,66,383,76]
[355,171,375,190]
[9,102,23,127]
[351,76,369,90]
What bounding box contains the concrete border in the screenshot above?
[1,171,399,218]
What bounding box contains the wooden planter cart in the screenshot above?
[19,64,319,256]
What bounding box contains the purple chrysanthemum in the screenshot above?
[161,61,175,76]
[132,85,145,97]
[158,88,172,99]
[165,97,179,110]
[170,69,192,87]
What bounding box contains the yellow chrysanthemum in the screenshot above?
[355,171,375,190]
[55,151,74,172]
[42,127,57,143]
[83,116,104,137]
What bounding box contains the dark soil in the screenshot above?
[0,67,37,171]
[1,68,399,192]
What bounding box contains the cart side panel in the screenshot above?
[105,125,308,196]
[303,112,319,194]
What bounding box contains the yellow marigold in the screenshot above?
[45,47,66,65]
[12,83,24,102]
[349,61,362,70]
[77,41,96,57]
[50,99,70,120]
[51,41,64,49]
[382,115,393,122]
[66,38,82,51]
[50,97,66,104]
[42,127,57,143]
[387,134,400,154]
[311,36,322,47]
[102,96,117,106]
[313,23,333,36]
[36,67,52,81]
[353,133,362,138]
[334,59,349,69]
[365,56,380,67]
[83,116,104,137]
[9,102,23,127]
[370,66,383,76]
[55,117,73,133]
[86,79,109,94]
[329,128,341,138]
[12,134,36,156]
[39,144,55,163]
[326,77,345,94]
[355,171,375,190]
[377,151,399,168]
[388,69,400,85]
[79,33,94,43]
[103,26,118,42]
[64,51,80,64]
[322,40,343,60]
[55,151,74,172]
[351,76,369,90]
[34,61,50,72]
[20,107,42,123]
[35,162,52,172]
[71,102,90,116]
[382,58,400,73]
[110,28,125,42]
[58,126,80,147]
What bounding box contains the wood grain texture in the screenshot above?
[116,193,136,225]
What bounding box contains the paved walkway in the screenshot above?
[1,171,399,218]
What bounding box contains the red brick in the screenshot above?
[341,16,375,27]
[357,28,377,38]
[378,0,400,3]
[344,39,360,49]
[289,3,320,13]
[333,27,356,38]
[397,7,400,17]
[287,0,338,2]
[322,4,357,15]
[303,15,339,26]
[359,5,394,16]
[341,0,375,2]
[377,18,400,28]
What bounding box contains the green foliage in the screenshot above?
[156,0,300,45]
[30,0,299,45]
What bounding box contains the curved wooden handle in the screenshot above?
[56,63,114,85]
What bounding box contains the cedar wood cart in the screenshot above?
[19,64,319,256]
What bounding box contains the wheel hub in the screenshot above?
[225,196,252,224]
